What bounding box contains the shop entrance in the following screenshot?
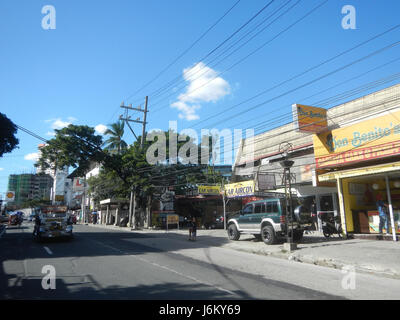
[342,174,400,235]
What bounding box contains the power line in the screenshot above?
[189,23,400,129]
[149,0,294,106]
[123,0,243,104]
[147,0,277,104]
[151,0,326,113]
[215,93,400,166]
[202,40,400,130]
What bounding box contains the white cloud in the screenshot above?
[52,119,71,129]
[45,117,76,129]
[24,153,39,161]
[0,168,3,171]
[45,117,77,136]
[95,124,108,135]
[171,62,230,121]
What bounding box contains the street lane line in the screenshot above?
[43,246,53,255]
[88,238,237,297]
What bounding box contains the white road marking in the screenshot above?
[43,246,53,255]
[88,238,237,296]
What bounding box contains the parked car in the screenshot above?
[204,216,225,229]
[227,198,313,245]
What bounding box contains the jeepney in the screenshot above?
[33,206,73,241]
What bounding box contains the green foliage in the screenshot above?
[103,121,128,154]
[35,124,104,177]
[87,169,128,203]
[0,113,19,157]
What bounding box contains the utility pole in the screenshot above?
[120,96,149,229]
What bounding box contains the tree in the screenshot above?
[103,121,128,154]
[0,113,19,157]
[35,124,105,177]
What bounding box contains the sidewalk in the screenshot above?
[83,223,400,280]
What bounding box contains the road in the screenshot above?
[1,222,400,300]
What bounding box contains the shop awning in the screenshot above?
[318,161,400,182]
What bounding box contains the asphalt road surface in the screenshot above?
[1,222,400,300]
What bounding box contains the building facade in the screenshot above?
[7,173,53,206]
[233,83,400,237]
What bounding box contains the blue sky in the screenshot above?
[1,0,400,196]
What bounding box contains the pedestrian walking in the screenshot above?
[376,194,390,235]
[191,217,197,241]
[311,199,318,232]
[188,217,193,240]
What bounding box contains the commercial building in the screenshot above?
[7,173,53,206]
[233,83,400,239]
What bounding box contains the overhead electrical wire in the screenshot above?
[149,0,294,105]
[190,24,400,129]
[146,0,277,103]
[123,0,243,103]
[202,40,400,130]
[151,0,327,113]
[107,0,243,124]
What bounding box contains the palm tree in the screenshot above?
[103,121,128,154]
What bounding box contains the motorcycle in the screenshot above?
[8,212,23,227]
[318,211,342,238]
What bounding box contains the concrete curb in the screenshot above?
[81,223,400,280]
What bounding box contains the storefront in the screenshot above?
[313,109,400,240]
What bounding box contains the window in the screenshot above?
[243,205,253,214]
[267,201,279,213]
[254,204,263,213]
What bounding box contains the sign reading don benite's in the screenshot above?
[292,104,328,133]
[198,185,221,195]
[313,109,400,169]
[224,180,255,198]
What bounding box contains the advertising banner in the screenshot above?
[292,104,328,133]
[198,185,221,195]
[313,110,400,169]
[73,178,85,192]
[224,180,255,198]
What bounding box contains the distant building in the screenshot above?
[36,144,71,206]
[7,173,53,206]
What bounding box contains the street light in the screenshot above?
[279,159,294,245]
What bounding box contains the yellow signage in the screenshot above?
[224,180,255,198]
[198,185,221,195]
[167,214,179,224]
[292,104,328,133]
[313,110,400,169]
[55,195,65,202]
[6,191,15,201]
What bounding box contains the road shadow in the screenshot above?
[0,276,245,300]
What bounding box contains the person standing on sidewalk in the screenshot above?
[376,194,390,234]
